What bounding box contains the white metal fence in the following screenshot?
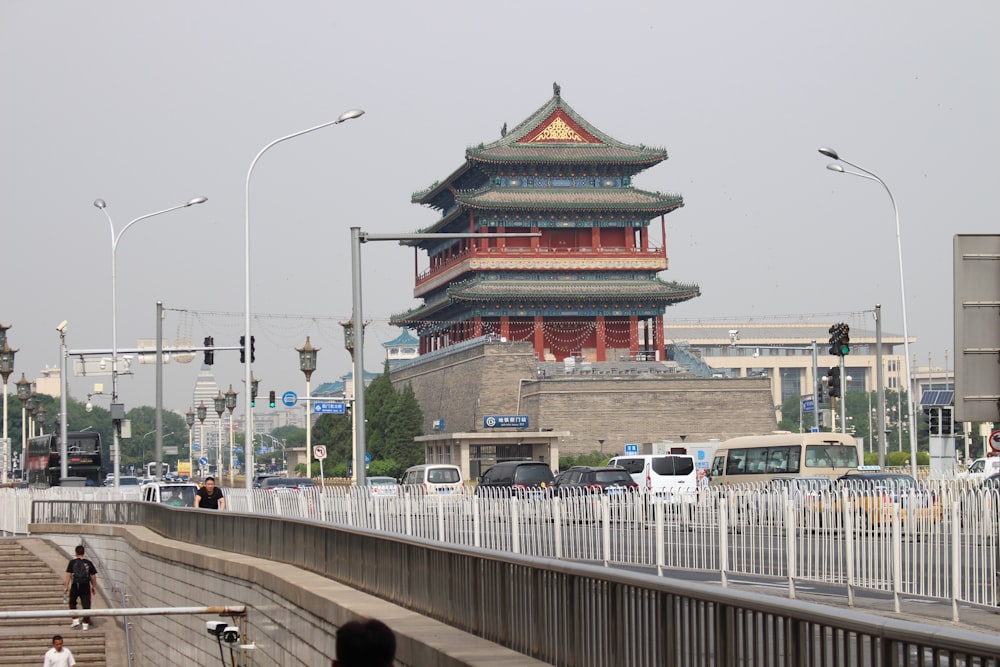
[8,480,999,618]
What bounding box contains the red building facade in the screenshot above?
[392,85,700,362]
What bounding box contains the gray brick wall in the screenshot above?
[391,340,778,459]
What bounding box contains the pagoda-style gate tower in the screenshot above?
[392,84,700,363]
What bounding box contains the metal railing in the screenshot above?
[28,499,1000,666]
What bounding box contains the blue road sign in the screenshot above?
[199,457,209,466]
[625,443,639,454]
[313,402,346,414]
[282,391,297,407]
[192,443,200,451]
[802,398,815,413]
[365,452,371,463]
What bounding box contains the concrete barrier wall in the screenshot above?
[39,524,548,667]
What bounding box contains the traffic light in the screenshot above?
[239,335,256,364]
[203,336,214,366]
[942,406,954,436]
[827,366,841,398]
[250,383,258,408]
[928,408,941,435]
[268,390,276,408]
[828,324,840,356]
[839,324,850,355]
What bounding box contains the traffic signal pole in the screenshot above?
[840,355,848,435]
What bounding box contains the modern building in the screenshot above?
[391,83,699,364]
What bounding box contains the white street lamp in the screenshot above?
[818,147,917,478]
[94,196,207,486]
[243,108,364,488]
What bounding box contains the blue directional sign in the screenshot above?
[314,402,346,414]
[365,452,371,464]
[199,457,209,466]
[625,443,639,455]
[802,398,815,413]
[282,391,297,407]
[192,443,200,451]
[483,415,529,429]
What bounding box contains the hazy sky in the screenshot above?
[2,1,997,415]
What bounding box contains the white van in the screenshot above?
[141,481,200,507]
[962,457,1000,482]
[401,464,465,495]
[606,454,697,498]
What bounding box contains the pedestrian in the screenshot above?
[64,545,96,631]
[43,635,75,667]
[195,476,225,510]
[331,618,396,667]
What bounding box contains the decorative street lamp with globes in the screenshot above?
[213,391,225,480]
[16,373,30,481]
[297,336,318,479]
[186,407,195,480]
[225,385,237,485]
[196,402,208,478]
[0,329,17,484]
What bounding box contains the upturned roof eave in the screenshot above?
[411,161,472,205]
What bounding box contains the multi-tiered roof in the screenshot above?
[393,84,699,361]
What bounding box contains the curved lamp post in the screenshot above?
[225,385,237,485]
[94,196,207,486]
[243,108,364,488]
[185,407,195,480]
[297,336,318,479]
[818,147,917,478]
[213,391,225,480]
[0,333,17,483]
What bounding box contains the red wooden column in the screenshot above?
[655,315,665,361]
[629,315,639,356]
[531,226,540,250]
[533,315,545,360]
[500,316,510,341]
[473,316,483,338]
[596,315,607,362]
[640,226,649,251]
[593,225,601,250]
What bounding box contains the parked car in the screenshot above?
[960,472,1000,527]
[252,473,280,489]
[366,476,400,496]
[400,464,464,495]
[552,466,637,495]
[475,461,554,497]
[829,472,940,526]
[259,477,316,492]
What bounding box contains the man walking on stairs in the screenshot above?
[43,635,75,667]
[64,545,97,630]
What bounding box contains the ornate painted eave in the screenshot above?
[466,86,668,166]
[411,162,473,207]
[448,277,701,302]
[456,186,683,213]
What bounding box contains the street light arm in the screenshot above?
[243,108,365,489]
[114,199,208,250]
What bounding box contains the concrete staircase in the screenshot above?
[0,539,110,667]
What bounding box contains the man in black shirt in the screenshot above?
[64,545,97,630]
[195,477,225,510]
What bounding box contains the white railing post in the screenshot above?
[951,499,961,622]
[843,490,855,608]
[892,502,902,613]
[511,497,521,554]
[785,488,796,599]
[719,494,729,588]
[553,495,563,560]
[472,495,481,548]
[655,496,665,576]
[601,494,611,566]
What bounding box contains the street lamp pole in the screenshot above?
[243,108,365,489]
[0,326,17,484]
[297,337,318,479]
[94,196,207,486]
[185,407,195,480]
[16,373,29,481]
[819,147,917,478]
[196,402,207,478]
[225,385,237,486]
[213,391,225,481]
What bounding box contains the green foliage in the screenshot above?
[272,425,306,448]
[863,450,930,467]
[559,451,611,470]
[309,365,424,479]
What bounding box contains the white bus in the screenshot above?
[146,462,170,479]
[708,432,861,486]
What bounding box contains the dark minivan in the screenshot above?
[476,461,554,497]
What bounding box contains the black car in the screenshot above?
[553,466,637,495]
[960,472,1000,526]
[476,461,554,497]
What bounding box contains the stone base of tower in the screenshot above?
[389,339,778,480]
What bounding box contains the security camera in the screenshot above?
[206,621,227,636]
[221,626,240,644]
[728,329,739,337]
[56,320,68,333]
[85,402,93,413]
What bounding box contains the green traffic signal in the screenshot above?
[268,390,276,408]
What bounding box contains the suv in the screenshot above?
[476,461,554,497]
[553,466,637,495]
[252,473,279,489]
